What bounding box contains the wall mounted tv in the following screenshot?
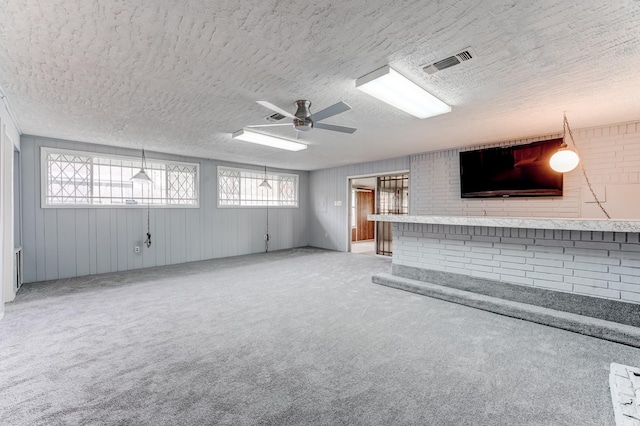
[460,138,564,198]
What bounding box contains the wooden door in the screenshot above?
[356,191,375,240]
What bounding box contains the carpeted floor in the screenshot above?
[1,247,639,425]
[350,240,375,255]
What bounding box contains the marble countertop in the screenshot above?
[367,214,640,233]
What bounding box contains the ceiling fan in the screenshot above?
[248,100,357,134]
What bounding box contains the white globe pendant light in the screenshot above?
[549,114,580,173]
[549,143,579,173]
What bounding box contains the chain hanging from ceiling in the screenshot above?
[563,114,610,219]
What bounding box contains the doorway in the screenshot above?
[350,177,376,255]
[348,172,409,256]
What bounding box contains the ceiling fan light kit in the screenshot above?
[232,129,307,151]
[356,65,451,119]
[293,100,313,131]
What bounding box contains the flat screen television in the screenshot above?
[460,138,563,198]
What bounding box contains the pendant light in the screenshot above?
[131,149,152,183]
[259,165,272,189]
[549,114,580,173]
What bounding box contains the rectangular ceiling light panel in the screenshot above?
[232,129,307,151]
[356,65,451,119]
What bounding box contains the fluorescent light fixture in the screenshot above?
[356,65,451,119]
[232,129,307,152]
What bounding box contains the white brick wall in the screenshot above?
[393,223,640,304]
[409,121,640,219]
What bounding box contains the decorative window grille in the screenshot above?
[42,147,199,207]
[217,166,299,207]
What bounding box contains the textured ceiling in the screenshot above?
[2,1,640,170]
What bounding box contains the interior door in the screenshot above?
[356,190,375,240]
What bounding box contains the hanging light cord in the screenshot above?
[145,203,152,248]
[263,164,270,253]
[144,178,152,248]
[564,114,610,219]
[265,203,269,253]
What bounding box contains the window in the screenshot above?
[218,166,298,207]
[42,147,199,207]
[377,174,409,215]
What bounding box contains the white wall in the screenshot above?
[20,136,309,283]
[410,120,640,219]
[0,100,21,317]
[307,120,640,256]
[308,156,410,251]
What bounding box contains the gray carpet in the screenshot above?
[1,247,639,425]
[390,264,640,327]
[372,273,640,348]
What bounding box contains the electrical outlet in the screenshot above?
[134,246,140,253]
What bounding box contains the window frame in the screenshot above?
[217,165,299,208]
[41,147,200,209]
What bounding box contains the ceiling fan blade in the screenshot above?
[313,122,357,134]
[309,101,351,123]
[256,101,296,119]
[246,123,293,128]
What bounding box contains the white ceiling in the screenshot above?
[2,1,640,171]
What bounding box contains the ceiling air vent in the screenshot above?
[423,47,477,75]
[265,112,285,122]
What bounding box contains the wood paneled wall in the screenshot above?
[308,157,410,251]
[20,136,309,283]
